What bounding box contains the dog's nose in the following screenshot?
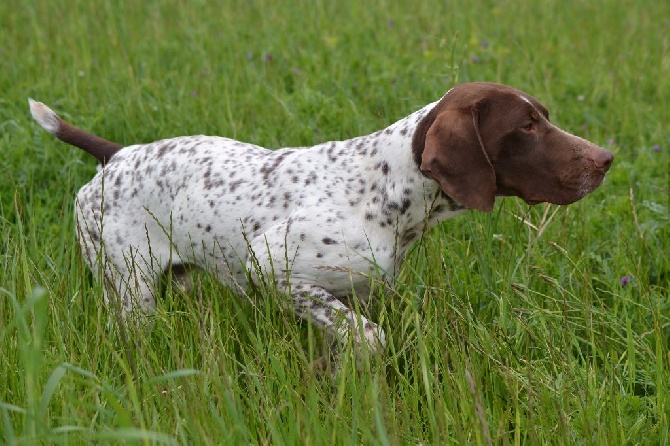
[588,149,614,171]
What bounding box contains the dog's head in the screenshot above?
[412,82,614,211]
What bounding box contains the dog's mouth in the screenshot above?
[519,168,608,207]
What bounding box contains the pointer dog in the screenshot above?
[29,82,613,353]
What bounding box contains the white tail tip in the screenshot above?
[28,98,60,135]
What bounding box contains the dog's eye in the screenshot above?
[521,122,535,132]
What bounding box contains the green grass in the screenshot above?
[1,0,669,443]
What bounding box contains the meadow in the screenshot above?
[1,0,669,444]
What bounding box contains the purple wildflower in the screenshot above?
[480,39,489,48]
[652,144,661,152]
[620,276,633,287]
[471,56,480,63]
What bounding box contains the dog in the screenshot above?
[29,82,613,356]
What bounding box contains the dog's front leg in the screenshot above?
[287,283,385,373]
[247,222,385,369]
[289,283,386,353]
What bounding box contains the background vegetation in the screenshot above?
[1,0,668,443]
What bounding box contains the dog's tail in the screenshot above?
[28,99,124,166]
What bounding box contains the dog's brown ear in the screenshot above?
[420,107,496,212]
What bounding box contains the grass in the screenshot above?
[1,0,669,443]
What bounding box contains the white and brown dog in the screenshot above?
[29,82,613,354]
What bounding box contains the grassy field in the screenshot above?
[1,0,669,444]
